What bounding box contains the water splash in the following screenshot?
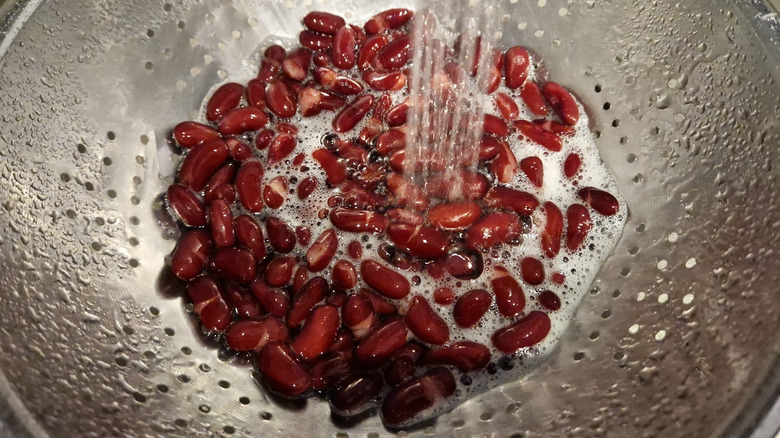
[405,1,501,197]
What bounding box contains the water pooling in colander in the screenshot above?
[164,2,627,428]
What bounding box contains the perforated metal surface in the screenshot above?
[0,0,778,437]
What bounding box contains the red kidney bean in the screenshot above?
[292,265,309,297]
[386,173,428,210]
[495,92,520,120]
[262,176,288,210]
[326,290,348,308]
[427,202,481,230]
[312,148,347,185]
[491,266,526,317]
[319,89,347,111]
[372,93,393,120]
[266,79,297,118]
[303,11,345,34]
[364,8,413,34]
[433,287,455,305]
[254,128,275,150]
[566,203,592,251]
[178,139,230,191]
[226,317,287,352]
[257,341,311,397]
[209,247,256,284]
[552,272,566,285]
[334,140,369,162]
[342,293,375,338]
[484,186,539,216]
[223,284,262,319]
[264,256,297,287]
[187,275,231,332]
[306,229,338,272]
[291,305,340,361]
[542,81,580,125]
[234,214,266,262]
[515,120,563,152]
[167,184,207,227]
[204,183,235,205]
[405,295,449,345]
[206,82,244,122]
[362,70,406,91]
[492,311,551,353]
[264,44,286,63]
[386,355,416,386]
[224,137,252,162]
[298,86,323,117]
[256,59,279,83]
[250,278,289,317]
[382,367,455,426]
[384,98,409,126]
[564,153,582,178]
[504,46,530,89]
[173,121,220,149]
[295,226,311,247]
[328,328,355,358]
[359,288,397,316]
[332,95,374,133]
[520,156,544,187]
[490,140,518,184]
[541,202,563,258]
[356,316,408,367]
[246,78,267,110]
[538,290,561,311]
[332,25,356,70]
[521,82,548,116]
[386,208,424,226]
[520,257,545,285]
[287,276,329,329]
[444,246,484,280]
[332,260,358,291]
[578,187,620,216]
[483,114,509,138]
[330,371,384,414]
[209,199,235,248]
[330,208,387,233]
[266,217,296,253]
[424,171,488,201]
[360,260,410,300]
[465,212,522,251]
[267,133,297,164]
[386,224,447,259]
[218,107,268,135]
[299,30,334,51]
[235,160,264,213]
[375,128,407,155]
[297,176,318,200]
[347,241,362,260]
[423,341,490,372]
[453,289,491,328]
[310,351,352,391]
[172,230,212,281]
[281,47,312,82]
[357,35,389,71]
[375,34,410,70]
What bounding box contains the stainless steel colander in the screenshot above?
[0,0,778,437]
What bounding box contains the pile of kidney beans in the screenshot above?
[165,8,621,427]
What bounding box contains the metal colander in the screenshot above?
[0,0,778,437]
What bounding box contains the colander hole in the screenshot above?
[628,246,639,255]
[396,432,408,438]
[589,286,600,295]
[260,411,273,420]
[480,412,493,421]
[66,209,77,219]
[181,347,192,355]
[91,242,101,251]
[130,216,140,225]
[164,327,175,336]
[218,380,230,388]
[594,130,601,138]
[163,3,172,12]
[136,155,145,164]
[199,364,211,372]
[223,426,236,434]
[143,351,155,360]
[594,84,602,93]
[619,136,628,144]
[601,309,612,319]
[77,143,87,153]
[206,14,216,23]
[510,433,525,438]
[198,405,210,413]
[145,61,154,71]
[619,267,631,277]
[589,330,600,339]
[650,127,659,135]
[612,289,622,298]
[122,325,134,335]
[218,350,232,362]
[424,426,437,435]
[146,29,154,38]
[103,157,112,166]
[611,119,620,127]
[157,384,169,393]
[633,173,644,183]
[140,135,149,144]
[107,131,116,140]
[573,351,585,361]
[107,190,117,198]
[115,357,127,367]
[133,176,142,185]
[60,173,70,182]
[149,306,159,316]
[178,21,186,30]
[335,433,349,438]
[174,419,187,428]
[506,402,521,413]
[626,153,636,163]
[602,102,611,110]
[367,434,379,438]
[85,182,94,191]
[94,217,104,226]
[129,259,139,268]
[131,196,141,205]
[132,392,146,403]
[613,351,625,360]
[636,223,646,233]
[239,396,250,405]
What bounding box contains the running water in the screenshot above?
[404,1,501,194]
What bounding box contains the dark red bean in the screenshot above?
[577,187,620,216]
[264,256,297,288]
[262,176,288,210]
[287,276,329,329]
[386,224,447,259]
[382,367,455,426]
[423,341,491,372]
[357,35,388,70]
[427,202,481,230]
[235,160,265,213]
[364,8,413,34]
[541,202,563,258]
[291,305,340,361]
[206,82,244,122]
[484,186,539,216]
[266,217,296,253]
[356,317,408,367]
[306,229,338,272]
[332,95,374,133]
[299,30,334,51]
[566,204,592,251]
[520,156,543,187]
[173,121,220,149]
[267,133,297,164]
[312,148,347,185]
[310,351,352,391]
[178,139,230,192]
[464,212,523,251]
[361,260,410,300]
[250,278,289,317]
[223,284,262,320]
[504,46,530,89]
[404,295,449,345]
[539,290,561,311]
[282,47,312,82]
[257,341,311,397]
[492,311,551,353]
[330,208,387,233]
[491,266,526,317]
[303,11,346,35]
[218,107,269,135]
[332,260,358,291]
[209,247,256,284]
[167,184,207,227]
[187,275,231,332]
[246,78,267,109]
[234,214,266,262]
[359,289,396,316]
[266,79,297,118]
[521,82,548,116]
[225,317,288,352]
[209,199,235,248]
[330,371,384,414]
[541,81,580,125]
[564,153,582,178]
[171,230,212,281]
[332,25,357,70]
[433,287,455,306]
[453,289,492,328]
[520,257,545,285]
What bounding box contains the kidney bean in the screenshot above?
[264,44,286,64]
[342,293,375,339]
[520,82,548,116]
[362,70,406,91]
[427,202,481,230]
[364,8,413,34]
[332,25,357,70]
[566,204,592,251]
[483,114,509,138]
[291,305,340,361]
[484,186,539,216]
[453,289,491,328]
[257,341,311,397]
[312,148,347,185]
[491,266,526,317]
[223,137,251,162]
[292,265,310,297]
[223,284,262,320]
[329,260,357,292]
[423,341,490,372]
[520,156,544,187]
[542,81,580,125]
[386,355,415,386]
[432,287,455,306]
[386,224,448,259]
[266,79,297,118]
[234,214,266,262]
[266,217,296,253]
[444,246,484,280]
[577,187,620,216]
[515,120,563,152]
[359,289,396,316]
[375,34,410,71]
[281,47,312,82]
[465,212,522,251]
[361,260,410,300]
[384,97,409,126]
[298,86,323,117]
[328,328,355,358]
[541,202,563,258]
[167,184,207,227]
[330,371,384,414]
[209,247,256,284]
[424,171,488,201]
[552,272,566,285]
[264,256,297,287]
[490,140,518,184]
[218,107,268,135]
[206,82,244,122]
[286,276,329,329]
[173,121,220,149]
[332,95,374,133]
[357,35,388,71]
[256,59,279,83]
[375,128,407,156]
[329,208,387,233]
[538,290,561,311]
[233,162,265,214]
[306,229,338,272]
[226,317,287,352]
[310,351,351,391]
[261,176,288,210]
[564,153,582,178]
[171,230,212,281]
[520,257,545,285]
[386,208,424,226]
[303,11,345,34]
[492,311,551,353]
[405,295,449,345]
[495,92,520,120]
[504,46,530,89]
[187,275,231,332]
[299,30,334,51]
[246,78,267,110]
[356,317,408,367]
[250,278,289,317]
[267,133,297,164]
[209,199,235,248]
[381,367,455,426]
[178,139,230,191]
[297,176,318,200]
